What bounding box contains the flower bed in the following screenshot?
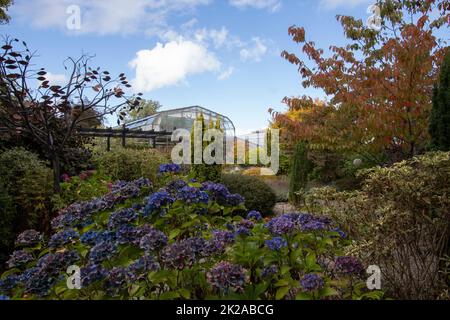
[0,167,383,300]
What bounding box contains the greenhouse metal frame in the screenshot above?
[124,106,236,137]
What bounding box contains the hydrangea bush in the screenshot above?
[0,166,383,300]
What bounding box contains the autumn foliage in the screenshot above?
[273,0,449,161]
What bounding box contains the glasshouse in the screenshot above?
[124,106,236,137]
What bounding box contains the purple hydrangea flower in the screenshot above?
[15,230,42,247]
[238,219,255,229]
[81,264,108,287]
[106,267,129,288]
[261,265,278,278]
[235,226,251,237]
[265,216,296,235]
[24,251,79,296]
[300,220,327,232]
[207,262,247,293]
[265,237,288,251]
[334,256,364,276]
[139,228,168,252]
[7,250,34,268]
[300,273,324,292]
[161,242,196,270]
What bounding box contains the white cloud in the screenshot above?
[319,0,371,9]
[12,0,211,35]
[240,37,268,62]
[194,27,229,48]
[129,38,221,92]
[229,0,281,12]
[218,67,235,80]
[42,72,67,85]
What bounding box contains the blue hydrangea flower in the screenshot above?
[0,274,20,292]
[265,237,288,251]
[300,273,324,292]
[0,295,9,300]
[7,250,34,268]
[247,211,263,221]
[143,191,175,216]
[81,264,108,287]
[226,193,245,206]
[201,182,230,204]
[89,241,117,264]
[80,231,100,246]
[127,255,160,281]
[176,186,209,204]
[116,225,138,245]
[331,228,346,238]
[166,179,188,193]
[48,229,79,248]
[108,208,138,230]
[158,163,181,174]
[207,261,247,294]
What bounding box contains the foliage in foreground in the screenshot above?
[0,167,382,300]
[303,151,450,299]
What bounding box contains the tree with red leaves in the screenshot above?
[274,0,449,163]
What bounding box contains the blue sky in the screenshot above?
[3,0,374,134]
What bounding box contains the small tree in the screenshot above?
[190,113,222,182]
[0,38,142,192]
[0,0,13,24]
[289,141,310,204]
[125,99,162,123]
[429,49,450,151]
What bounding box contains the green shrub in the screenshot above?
[429,49,450,151]
[303,151,450,299]
[51,170,112,211]
[222,174,277,216]
[0,181,15,267]
[289,141,310,203]
[93,148,168,183]
[190,113,222,182]
[0,148,53,231]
